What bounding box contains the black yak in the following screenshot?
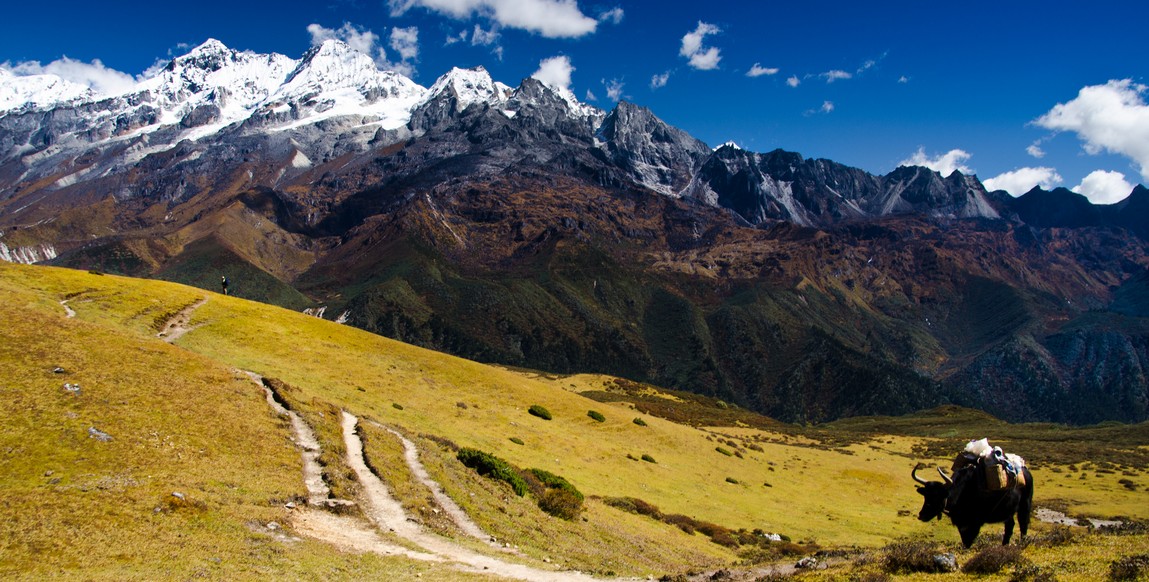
[913,460,1034,548]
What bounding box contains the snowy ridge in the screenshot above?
[0,67,95,112]
[421,66,512,113]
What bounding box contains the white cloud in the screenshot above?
[388,0,597,38]
[471,24,500,46]
[650,71,669,90]
[804,100,834,116]
[390,27,420,61]
[821,69,852,83]
[898,75,909,84]
[1074,169,1135,204]
[983,167,1063,196]
[585,89,597,101]
[899,147,974,177]
[680,21,722,71]
[1036,79,1149,181]
[445,29,469,45]
[532,55,574,92]
[6,56,137,96]
[786,75,800,88]
[598,7,624,24]
[604,78,624,101]
[746,63,779,78]
[308,22,381,58]
[1026,142,1045,159]
[308,22,420,76]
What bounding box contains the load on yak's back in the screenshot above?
[913,438,1035,548]
[953,438,1028,491]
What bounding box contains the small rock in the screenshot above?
[52,367,66,374]
[88,427,112,441]
[172,492,185,500]
[795,556,818,569]
[64,383,81,394]
[44,470,54,477]
[209,557,221,564]
[932,553,958,572]
[284,502,296,509]
[266,522,280,531]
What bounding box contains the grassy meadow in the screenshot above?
[1,261,1147,580]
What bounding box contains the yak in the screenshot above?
[913,461,1034,548]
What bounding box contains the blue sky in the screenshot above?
[2,0,1147,203]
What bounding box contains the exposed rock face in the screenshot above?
[1,40,1147,424]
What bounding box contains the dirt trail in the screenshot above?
[367,419,494,545]
[243,371,331,504]
[343,411,607,582]
[157,297,208,343]
[60,299,76,318]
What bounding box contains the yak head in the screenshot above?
[913,464,952,522]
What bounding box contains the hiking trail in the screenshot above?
[157,297,208,343]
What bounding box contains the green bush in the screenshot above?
[587,410,606,422]
[509,436,524,445]
[716,447,734,456]
[392,402,404,410]
[633,417,648,427]
[524,468,583,520]
[537,488,583,520]
[725,477,739,484]
[641,454,656,463]
[456,448,528,496]
[528,404,552,420]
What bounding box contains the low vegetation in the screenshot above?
[528,404,552,420]
[3,262,1148,580]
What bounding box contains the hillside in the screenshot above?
[3,40,1148,426]
[2,262,1148,580]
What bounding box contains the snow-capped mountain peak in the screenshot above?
[423,66,512,113]
[0,67,96,113]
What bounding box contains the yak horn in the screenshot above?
[912,464,929,485]
[937,467,953,486]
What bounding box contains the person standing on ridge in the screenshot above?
[221,276,229,296]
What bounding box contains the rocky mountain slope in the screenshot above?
[1,40,1147,424]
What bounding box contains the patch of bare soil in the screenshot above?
[156,297,207,343]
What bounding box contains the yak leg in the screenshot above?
[959,525,981,549]
[1002,516,1015,545]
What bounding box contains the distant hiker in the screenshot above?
[221,276,229,295]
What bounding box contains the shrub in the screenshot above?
[962,545,1026,574]
[716,447,734,456]
[528,404,552,420]
[601,496,663,519]
[1010,564,1059,582]
[633,417,647,427]
[881,540,949,574]
[641,454,656,463]
[524,468,583,519]
[392,402,404,410]
[456,448,528,496]
[509,437,524,445]
[1109,554,1149,581]
[587,410,606,422]
[725,477,739,484]
[537,488,583,520]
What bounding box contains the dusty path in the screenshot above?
[243,371,331,505]
[367,419,495,545]
[60,299,75,318]
[343,411,607,582]
[157,297,207,343]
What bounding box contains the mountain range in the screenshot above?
[2,39,1147,425]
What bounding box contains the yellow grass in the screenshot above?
[2,261,1147,580]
